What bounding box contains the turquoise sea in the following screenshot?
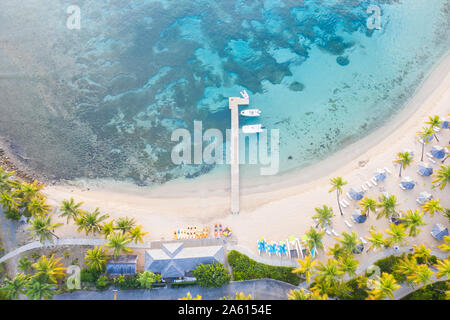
[0,0,449,185]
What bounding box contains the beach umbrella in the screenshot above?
[374,168,387,181]
[258,238,268,253]
[417,191,433,204]
[349,187,364,201]
[277,242,287,255]
[430,145,448,159]
[390,213,403,225]
[352,209,367,224]
[268,242,277,255]
[431,224,449,241]
[400,176,415,190]
[353,243,364,254]
[441,118,449,129]
[417,162,433,177]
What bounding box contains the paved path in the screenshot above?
[54,279,297,300]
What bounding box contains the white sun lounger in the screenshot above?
[426,152,434,158]
[399,184,406,190]
[427,157,437,164]
[344,220,352,228]
[331,229,339,237]
[371,178,378,185]
[343,199,350,206]
[361,184,368,192]
[366,181,373,188]
[384,167,392,174]
[360,237,368,244]
[340,201,347,208]
[324,228,332,236]
[346,192,353,201]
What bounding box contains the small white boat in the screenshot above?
[242,124,265,134]
[240,109,261,117]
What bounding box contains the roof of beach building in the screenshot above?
[145,242,225,278]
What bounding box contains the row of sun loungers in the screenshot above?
[258,238,310,259]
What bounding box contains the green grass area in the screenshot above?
[401,280,449,300]
[227,250,301,286]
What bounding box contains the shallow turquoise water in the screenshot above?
[0,0,449,185]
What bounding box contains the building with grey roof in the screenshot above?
[145,242,225,281]
[106,255,138,275]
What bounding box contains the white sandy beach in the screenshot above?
[43,51,450,263]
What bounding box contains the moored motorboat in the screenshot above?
[242,124,265,133]
[240,109,261,117]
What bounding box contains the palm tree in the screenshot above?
[425,115,442,142]
[0,191,20,220]
[312,205,334,228]
[101,220,115,239]
[327,243,345,260]
[394,256,418,286]
[376,194,399,220]
[393,151,413,177]
[402,209,426,237]
[221,292,253,300]
[359,197,377,217]
[434,259,450,279]
[293,255,318,284]
[315,259,344,289]
[287,289,310,300]
[335,231,362,255]
[0,190,19,211]
[417,126,434,161]
[25,278,56,300]
[115,217,136,234]
[338,255,360,277]
[407,264,434,287]
[105,233,133,259]
[32,254,67,284]
[329,177,347,216]
[302,227,325,253]
[385,223,407,247]
[59,198,83,223]
[367,272,400,300]
[421,198,444,217]
[137,271,161,289]
[179,292,202,300]
[412,244,432,265]
[432,165,450,190]
[365,227,386,252]
[127,225,148,244]
[18,256,33,272]
[0,273,29,300]
[84,246,109,272]
[287,289,327,300]
[26,195,51,217]
[27,214,63,242]
[444,209,450,223]
[438,236,450,253]
[75,208,109,235]
[0,167,16,192]
[14,181,43,216]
